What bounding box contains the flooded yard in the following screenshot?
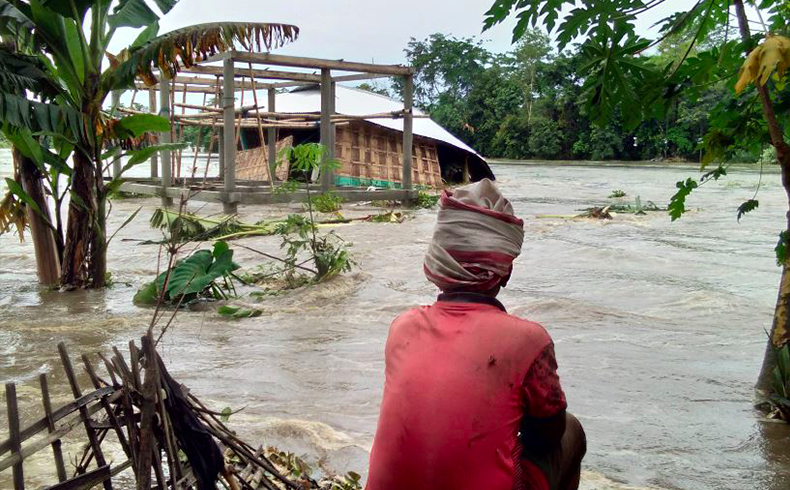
[1,157,789,489]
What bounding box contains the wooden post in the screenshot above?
[320,68,334,191]
[135,334,158,490]
[402,74,414,199]
[111,91,121,179]
[159,76,173,207]
[5,382,23,490]
[330,80,337,180]
[218,126,225,182]
[267,88,278,183]
[39,374,68,482]
[148,89,159,179]
[222,57,237,214]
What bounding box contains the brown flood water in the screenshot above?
[1,158,789,489]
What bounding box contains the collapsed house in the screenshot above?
[234,85,494,188]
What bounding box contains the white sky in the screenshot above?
[108,0,699,65]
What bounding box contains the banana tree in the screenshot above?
[0,0,298,288]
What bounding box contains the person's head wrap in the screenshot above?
[423,178,524,292]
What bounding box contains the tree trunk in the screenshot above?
[14,148,61,285]
[733,0,790,394]
[60,151,96,288]
[90,158,107,288]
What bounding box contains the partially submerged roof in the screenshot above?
[265,85,484,161]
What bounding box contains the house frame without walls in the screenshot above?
[116,50,422,213]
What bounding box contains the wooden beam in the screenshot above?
[183,64,321,82]
[232,52,413,75]
[148,89,158,178]
[39,374,67,483]
[118,181,419,205]
[269,72,391,89]
[5,383,23,490]
[320,68,333,191]
[222,57,237,213]
[402,74,414,193]
[159,74,173,207]
[57,343,113,490]
[47,465,111,490]
[268,88,278,181]
[134,83,218,94]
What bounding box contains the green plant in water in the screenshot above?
[415,191,440,209]
[609,189,627,198]
[269,144,355,285]
[329,472,362,490]
[150,208,280,242]
[217,305,263,319]
[134,241,239,305]
[308,192,345,213]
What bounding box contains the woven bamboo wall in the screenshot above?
[235,136,293,181]
[335,121,442,188]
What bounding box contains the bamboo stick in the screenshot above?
[235,76,246,147]
[248,62,275,190]
[81,355,134,463]
[203,79,221,185]
[0,392,122,473]
[135,334,159,490]
[5,382,23,490]
[191,93,208,179]
[177,83,187,178]
[39,374,68,482]
[57,342,113,490]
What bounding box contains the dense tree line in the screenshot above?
[381,31,746,163]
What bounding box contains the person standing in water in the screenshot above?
[366,179,586,490]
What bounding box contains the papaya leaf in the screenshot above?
[736,199,759,222]
[668,178,698,221]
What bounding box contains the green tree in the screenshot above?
[399,34,491,110]
[0,1,298,288]
[483,0,790,397]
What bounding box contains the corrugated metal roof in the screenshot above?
[265,85,483,159]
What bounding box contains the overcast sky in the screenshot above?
[108,0,697,66]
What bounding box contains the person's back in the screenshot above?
[368,298,554,490]
[366,179,585,490]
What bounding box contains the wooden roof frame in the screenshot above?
[138,50,413,93]
[136,50,416,212]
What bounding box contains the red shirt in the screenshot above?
[366,294,566,490]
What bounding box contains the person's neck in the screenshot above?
[437,291,506,312]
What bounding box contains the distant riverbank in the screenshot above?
[486,157,780,173]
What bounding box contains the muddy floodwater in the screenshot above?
[1,152,789,489]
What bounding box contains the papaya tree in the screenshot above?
[0,0,298,288]
[483,0,790,398]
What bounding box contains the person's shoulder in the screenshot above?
[388,305,431,331]
[498,310,552,343]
